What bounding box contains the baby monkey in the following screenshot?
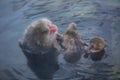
[61,23,83,63]
[84,37,105,61]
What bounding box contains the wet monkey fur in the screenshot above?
[20,18,59,52]
[84,37,105,61]
[61,23,83,63]
[19,18,60,80]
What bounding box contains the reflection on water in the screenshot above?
[0,0,120,80]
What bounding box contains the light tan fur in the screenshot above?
[62,23,82,63]
[22,18,58,52]
[85,37,105,53]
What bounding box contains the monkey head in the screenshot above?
[22,18,58,51]
[88,37,105,52]
[84,37,105,61]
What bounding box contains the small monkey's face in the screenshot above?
[89,42,103,50]
[89,37,105,51]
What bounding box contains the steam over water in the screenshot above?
[0,0,120,80]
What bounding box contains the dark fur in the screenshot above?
[84,37,105,61]
[19,41,59,80]
[84,49,105,61]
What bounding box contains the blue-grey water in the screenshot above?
[0,0,120,80]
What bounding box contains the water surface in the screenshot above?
[0,0,120,80]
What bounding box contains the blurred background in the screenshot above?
[0,0,120,80]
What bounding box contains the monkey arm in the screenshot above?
[56,33,66,50]
[56,33,63,41]
[79,39,89,46]
[83,42,92,58]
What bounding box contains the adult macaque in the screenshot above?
[20,18,60,51]
[84,37,105,61]
[61,23,83,63]
[19,18,60,80]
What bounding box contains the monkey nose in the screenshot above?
[48,24,58,34]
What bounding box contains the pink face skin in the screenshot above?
[46,24,62,51]
[48,24,58,35]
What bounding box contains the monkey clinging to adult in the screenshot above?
[19,18,61,80]
[61,23,84,63]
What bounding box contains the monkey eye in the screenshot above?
[42,30,48,33]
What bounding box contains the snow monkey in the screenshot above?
[20,18,60,52]
[19,18,61,80]
[84,37,105,61]
[61,23,84,63]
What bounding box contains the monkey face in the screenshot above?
[36,18,58,41]
[89,42,104,51]
[46,24,58,42]
[23,18,59,49]
[89,37,105,51]
[48,24,58,35]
